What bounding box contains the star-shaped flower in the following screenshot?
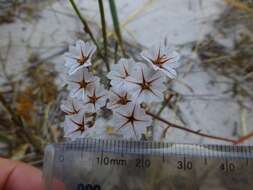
[107,58,138,90]
[60,98,82,116]
[141,44,180,79]
[64,40,96,74]
[67,68,98,100]
[127,64,166,103]
[107,88,132,111]
[83,85,108,112]
[62,111,95,140]
[113,103,152,139]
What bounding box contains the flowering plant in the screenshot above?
[61,40,180,140]
[60,0,239,144]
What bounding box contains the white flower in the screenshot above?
[113,103,152,139]
[60,98,83,115]
[64,40,96,74]
[83,85,108,112]
[67,68,98,100]
[62,110,95,140]
[127,64,166,103]
[107,88,132,110]
[141,44,180,79]
[107,58,138,90]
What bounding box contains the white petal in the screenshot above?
[69,63,91,75]
[165,50,180,68]
[141,43,180,79]
[76,40,86,50]
[64,54,77,68]
[107,58,140,89]
[159,66,177,79]
[68,45,80,57]
[84,42,96,55]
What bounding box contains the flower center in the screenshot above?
[120,109,138,127]
[153,55,168,65]
[118,65,129,79]
[70,116,86,134]
[88,95,100,104]
[77,50,91,65]
[78,80,89,89]
[141,81,151,90]
[118,94,131,105]
[64,102,80,115]
[151,49,171,66]
[127,114,137,126]
[87,90,104,106]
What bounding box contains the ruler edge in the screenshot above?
[45,138,253,159]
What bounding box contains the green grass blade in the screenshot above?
[108,0,126,56]
[98,0,110,71]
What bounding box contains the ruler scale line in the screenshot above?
[43,139,253,190]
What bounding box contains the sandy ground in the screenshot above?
[0,0,252,144]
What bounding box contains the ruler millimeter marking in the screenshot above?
[54,138,253,158]
[43,139,253,190]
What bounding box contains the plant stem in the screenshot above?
[234,131,253,144]
[109,0,126,56]
[146,111,237,144]
[156,94,173,117]
[69,0,97,46]
[98,0,110,71]
[114,41,118,64]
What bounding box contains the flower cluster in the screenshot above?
[61,40,180,140]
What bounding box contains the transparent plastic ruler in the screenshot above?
[43,139,253,190]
